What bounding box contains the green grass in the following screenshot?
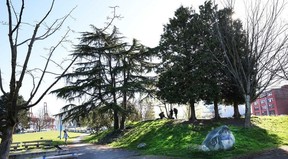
[82,129,113,144]
[12,131,83,145]
[85,116,288,159]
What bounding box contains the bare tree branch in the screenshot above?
[24,29,71,106]
[16,0,56,94]
[102,6,123,32]
[8,0,25,34]
[26,68,63,76]
[25,55,78,109]
[16,7,76,46]
[6,0,18,97]
[1,0,77,157]
[25,69,36,98]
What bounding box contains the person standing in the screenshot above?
[173,108,178,119]
[63,130,69,145]
[169,109,174,119]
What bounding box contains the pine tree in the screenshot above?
[52,26,154,130]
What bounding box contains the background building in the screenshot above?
[28,102,56,131]
[252,85,288,116]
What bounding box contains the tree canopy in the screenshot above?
[52,25,155,130]
[155,2,248,121]
[0,94,29,133]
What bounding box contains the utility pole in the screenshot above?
[265,92,270,116]
[59,115,62,139]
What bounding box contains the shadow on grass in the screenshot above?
[68,136,79,139]
[104,118,284,159]
[52,140,65,146]
[82,130,114,144]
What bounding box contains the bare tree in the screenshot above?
[276,48,288,80]
[213,0,288,127]
[0,0,76,157]
[34,103,55,132]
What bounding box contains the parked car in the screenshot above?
[25,128,36,133]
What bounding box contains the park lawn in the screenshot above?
[12,131,83,145]
[85,116,288,159]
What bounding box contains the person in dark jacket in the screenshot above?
[169,109,174,119]
[159,112,165,119]
[173,108,178,119]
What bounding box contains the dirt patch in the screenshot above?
[181,118,246,127]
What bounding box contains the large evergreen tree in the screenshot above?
[197,1,225,120]
[199,1,247,119]
[156,6,206,121]
[156,1,249,122]
[52,26,153,130]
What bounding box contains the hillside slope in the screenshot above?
[87,116,288,159]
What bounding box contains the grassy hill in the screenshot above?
[85,116,288,159]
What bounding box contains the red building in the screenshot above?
[252,85,288,116]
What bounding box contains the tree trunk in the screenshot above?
[119,99,125,129]
[233,101,241,119]
[164,103,169,118]
[189,101,197,121]
[244,94,252,128]
[112,74,119,130]
[120,65,127,130]
[0,125,15,159]
[213,98,221,120]
[120,92,127,129]
[113,109,119,130]
[120,115,126,129]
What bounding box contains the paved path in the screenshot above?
[66,144,181,159]
[235,146,288,159]
[68,144,139,159]
[66,134,181,159]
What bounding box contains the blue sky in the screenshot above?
[0,0,206,115]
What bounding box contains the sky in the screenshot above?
[0,0,287,115]
[0,0,206,115]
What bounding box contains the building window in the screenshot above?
[269,110,275,115]
[260,100,265,104]
[262,111,267,115]
[254,102,258,105]
[268,104,274,108]
[254,106,259,110]
[267,92,272,96]
[268,98,273,102]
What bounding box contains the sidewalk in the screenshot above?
[67,133,93,148]
[66,134,182,159]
